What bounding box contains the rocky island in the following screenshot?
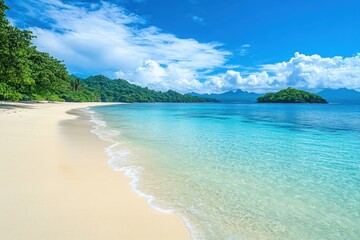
[257,87,328,103]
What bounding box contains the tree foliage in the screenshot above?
[0,0,70,101]
[257,87,328,103]
[82,75,216,103]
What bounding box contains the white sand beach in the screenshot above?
[0,102,189,240]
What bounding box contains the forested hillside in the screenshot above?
[74,75,215,103]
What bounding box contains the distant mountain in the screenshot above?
[257,87,327,104]
[317,88,360,104]
[190,89,262,103]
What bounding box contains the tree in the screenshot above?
[0,0,34,99]
[0,0,9,26]
[28,48,70,95]
[0,0,72,101]
[70,76,82,91]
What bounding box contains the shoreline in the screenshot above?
[86,106,198,240]
[0,102,190,240]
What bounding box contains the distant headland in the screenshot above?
[257,88,328,104]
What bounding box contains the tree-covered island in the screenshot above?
[257,87,328,103]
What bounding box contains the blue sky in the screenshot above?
[6,0,360,93]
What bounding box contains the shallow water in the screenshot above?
[90,103,360,240]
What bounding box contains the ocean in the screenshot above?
[89,103,360,240]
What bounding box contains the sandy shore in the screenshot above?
[0,102,190,240]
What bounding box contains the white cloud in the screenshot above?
[239,44,251,56]
[192,15,205,25]
[260,52,360,91]
[7,17,16,26]
[203,70,275,93]
[115,59,204,93]
[203,52,360,93]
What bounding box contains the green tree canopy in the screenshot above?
[81,75,216,103]
[257,87,328,104]
[0,0,71,101]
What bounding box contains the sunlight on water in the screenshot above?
[91,103,360,240]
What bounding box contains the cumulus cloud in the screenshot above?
[12,0,360,93]
[261,52,360,91]
[116,59,204,93]
[203,53,360,93]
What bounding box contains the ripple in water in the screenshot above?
[90,103,360,240]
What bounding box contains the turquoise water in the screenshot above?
[90,103,360,240]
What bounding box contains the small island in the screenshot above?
[257,87,328,103]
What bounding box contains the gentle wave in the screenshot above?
[84,107,199,240]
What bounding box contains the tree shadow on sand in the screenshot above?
[0,103,34,110]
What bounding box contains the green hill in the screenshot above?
[68,75,216,103]
[257,88,328,104]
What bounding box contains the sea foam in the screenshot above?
[84,107,199,240]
